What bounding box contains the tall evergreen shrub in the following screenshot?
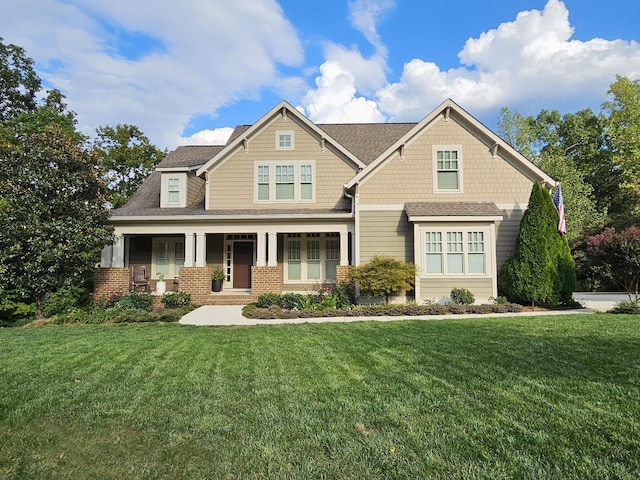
[499,182,576,305]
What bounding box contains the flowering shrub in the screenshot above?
[586,227,640,301]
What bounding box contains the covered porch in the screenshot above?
[95,220,354,305]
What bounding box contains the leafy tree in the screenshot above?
[0,37,41,121]
[348,255,417,303]
[602,75,640,216]
[93,124,165,208]
[0,124,113,315]
[497,107,607,239]
[585,227,640,301]
[499,183,576,306]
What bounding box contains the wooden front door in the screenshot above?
[233,242,253,288]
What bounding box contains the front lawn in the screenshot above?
[1,315,639,479]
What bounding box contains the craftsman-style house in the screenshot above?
[95,99,554,305]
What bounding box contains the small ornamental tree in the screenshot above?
[586,227,640,301]
[499,182,576,306]
[348,255,417,303]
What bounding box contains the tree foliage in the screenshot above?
[349,255,417,303]
[602,75,640,216]
[0,124,113,313]
[585,227,640,301]
[499,183,576,306]
[93,124,165,208]
[0,37,41,121]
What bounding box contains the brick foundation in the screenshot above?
[94,267,129,297]
[336,265,351,283]
[251,265,283,296]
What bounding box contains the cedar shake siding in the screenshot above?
[358,111,535,206]
[206,117,357,212]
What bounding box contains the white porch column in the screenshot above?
[256,232,267,267]
[340,232,349,265]
[267,231,278,266]
[112,235,124,267]
[195,233,206,267]
[184,233,195,267]
[100,245,113,267]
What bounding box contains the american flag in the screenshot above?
[552,184,567,236]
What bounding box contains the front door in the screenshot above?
[233,242,253,288]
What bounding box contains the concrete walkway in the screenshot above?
[179,305,595,327]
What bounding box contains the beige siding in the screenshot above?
[187,174,205,207]
[208,116,356,211]
[358,112,534,206]
[496,208,525,268]
[359,209,413,263]
[420,277,494,303]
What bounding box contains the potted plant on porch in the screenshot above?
[155,273,167,295]
[212,267,225,292]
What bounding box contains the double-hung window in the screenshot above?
[434,146,462,192]
[255,161,315,202]
[285,233,340,282]
[275,165,295,200]
[167,178,180,204]
[153,238,185,279]
[424,229,487,276]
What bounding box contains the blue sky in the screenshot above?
[1,0,639,150]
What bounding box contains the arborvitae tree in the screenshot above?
[499,182,576,306]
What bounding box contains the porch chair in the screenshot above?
[131,265,149,291]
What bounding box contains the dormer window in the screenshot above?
[167,178,180,204]
[276,130,294,150]
[160,172,187,208]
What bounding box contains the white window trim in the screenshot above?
[284,233,340,283]
[433,145,463,194]
[254,160,315,203]
[152,237,185,279]
[275,130,295,150]
[160,172,188,208]
[418,226,492,278]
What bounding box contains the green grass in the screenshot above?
[1,314,639,479]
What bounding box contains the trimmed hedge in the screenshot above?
[242,302,523,319]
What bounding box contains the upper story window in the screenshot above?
[160,172,187,208]
[433,146,462,193]
[276,130,294,150]
[254,161,314,203]
[167,178,180,204]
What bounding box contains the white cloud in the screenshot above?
[177,127,234,146]
[378,0,640,120]
[0,0,303,149]
[298,62,385,123]
[299,0,393,123]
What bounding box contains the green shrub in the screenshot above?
[116,291,153,311]
[348,255,417,303]
[609,300,640,314]
[280,292,303,310]
[257,292,281,308]
[0,290,35,326]
[450,288,475,305]
[161,292,191,309]
[489,295,509,305]
[43,285,90,317]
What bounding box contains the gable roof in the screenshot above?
[195,101,368,176]
[345,98,555,189]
